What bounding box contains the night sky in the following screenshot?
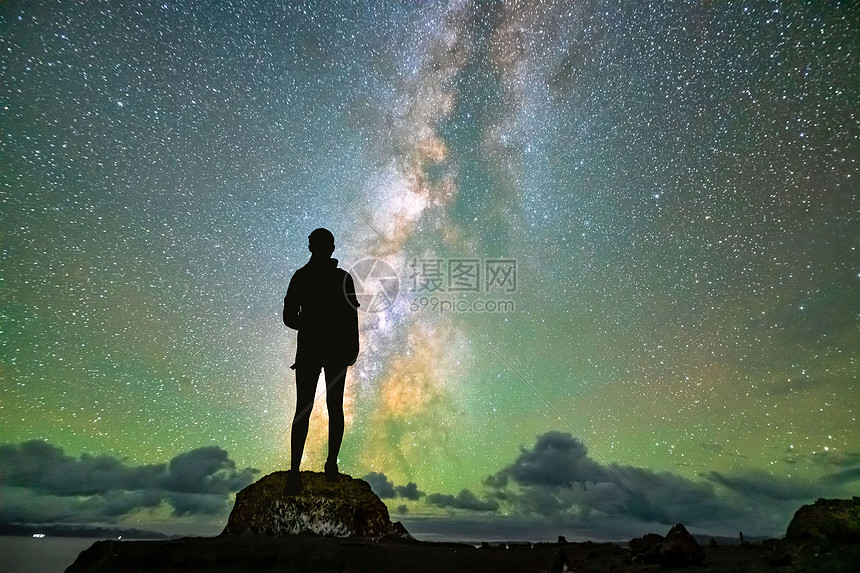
[2,0,858,541]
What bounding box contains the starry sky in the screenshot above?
[2,0,858,541]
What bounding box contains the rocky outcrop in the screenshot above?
[659,524,705,568]
[64,496,860,572]
[66,535,631,573]
[221,471,411,539]
[785,497,860,542]
[629,532,666,565]
[629,524,704,568]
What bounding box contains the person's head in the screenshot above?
[308,228,335,257]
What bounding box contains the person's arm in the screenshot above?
[283,274,302,330]
[344,272,360,364]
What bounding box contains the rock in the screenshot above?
[221,470,411,539]
[628,532,665,564]
[391,520,413,539]
[659,524,705,568]
[550,544,569,573]
[65,535,634,573]
[764,548,792,566]
[629,525,704,568]
[785,497,860,542]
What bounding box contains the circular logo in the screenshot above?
[348,258,399,313]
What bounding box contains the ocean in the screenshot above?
[0,536,103,573]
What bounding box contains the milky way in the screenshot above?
[2,1,857,539]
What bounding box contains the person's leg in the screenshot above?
[291,364,321,472]
[323,363,348,466]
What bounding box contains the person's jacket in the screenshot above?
[283,257,360,368]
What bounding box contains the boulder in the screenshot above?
[658,524,705,568]
[221,470,411,539]
[628,532,665,564]
[785,497,860,542]
[629,525,704,568]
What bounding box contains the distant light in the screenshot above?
[33,533,46,538]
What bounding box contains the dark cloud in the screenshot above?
[482,432,782,530]
[363,472,397,498]
[816,451,860,471]
[475,432,860,537]
[0,440,258,523]
[0,487,161,524]
[819,466,860,486]
[362,471,424,500]
[0,440,164,495]
[484,431,728,525]
[427,489,499,512]
[780,450,860,472]
[166,492,235,516]
[706,471,821,501]
[486,431,604,488]
[376,433,858,538]
[162,446,247,494]
[396,481,424,501]
[355,432,860,541]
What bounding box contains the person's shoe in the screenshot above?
[283,469,303,496]
[324,460,339,482]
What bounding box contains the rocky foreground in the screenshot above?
[221,470,410,538]
[65,473,860,573]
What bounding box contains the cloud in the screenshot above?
[0,486,162,524]
[819,466,860,486]
[427,489,499,512]
[362,471,425,501]
[396,481,424,501]
[366,432,859,539]
[0,440,162,496]
[162,446,248,494]
[361,433,860,541]
[166,492,235,516]
[0,440,258,523]
[485,430,601,488]
[482,432,735,527]
[363,471,397,498]
[706,471,822,501]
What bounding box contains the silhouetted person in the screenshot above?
[282,228,360,495]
